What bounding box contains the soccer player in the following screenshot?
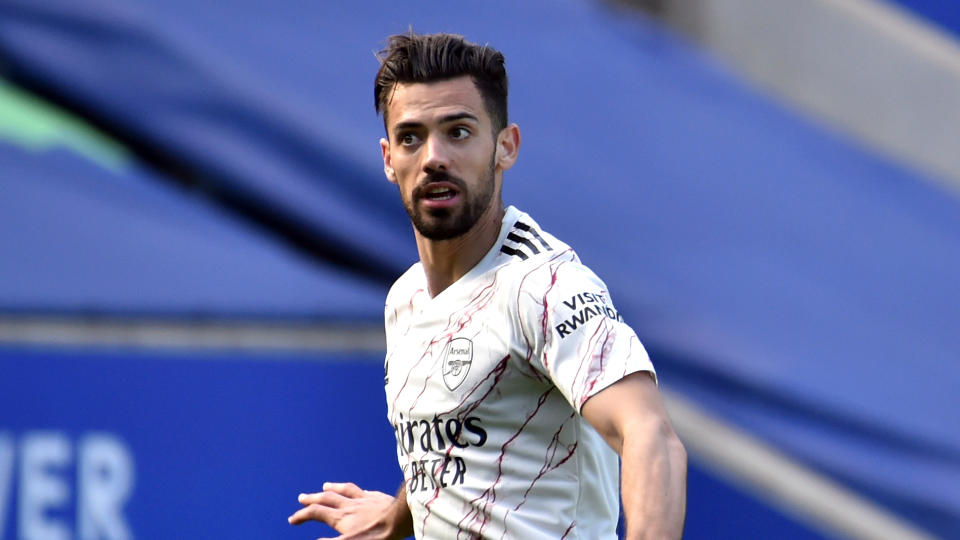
[289,32,687,539]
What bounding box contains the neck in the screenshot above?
[415,203,506,298]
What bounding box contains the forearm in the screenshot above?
[620,418,687,540]
[385,483,414,539]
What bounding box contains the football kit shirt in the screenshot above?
[384,206,655,539]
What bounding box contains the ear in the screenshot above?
[381,138,398,184]
[495,124,521,172]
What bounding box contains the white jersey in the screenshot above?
[384,206,655,540]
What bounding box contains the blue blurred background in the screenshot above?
[1,1,958,538]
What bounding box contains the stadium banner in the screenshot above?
[0,345,399,539]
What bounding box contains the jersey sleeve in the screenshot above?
[515,254,655,413]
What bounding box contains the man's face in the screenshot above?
[380,76,501,240]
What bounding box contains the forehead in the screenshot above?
[385,76,489,128]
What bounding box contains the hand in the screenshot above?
[288,482,402,540]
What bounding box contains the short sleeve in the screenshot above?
[516,255,655,413]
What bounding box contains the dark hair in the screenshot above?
[374,32,508,134]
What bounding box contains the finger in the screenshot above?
[298,491,349,508]
[298,492,322,506]
[288,503,336,526]
[321,481,365,498]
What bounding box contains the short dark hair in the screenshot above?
[374,32,509,134]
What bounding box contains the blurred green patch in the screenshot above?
[0,78,130,171]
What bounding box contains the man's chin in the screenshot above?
[416,226,466,241]
[413,215,473,241]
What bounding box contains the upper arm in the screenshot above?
[516,257,656,411]
[581,370,674,454]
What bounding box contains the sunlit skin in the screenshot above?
[380,76,521,297]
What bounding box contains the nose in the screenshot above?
[422,134,450,173]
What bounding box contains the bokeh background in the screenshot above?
[1,1,958,538]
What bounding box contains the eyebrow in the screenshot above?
[392,112,479,134]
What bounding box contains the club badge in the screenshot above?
[442,337,473,391]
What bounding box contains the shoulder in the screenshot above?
[513,252,612,315]
[384,262,427,321]
[495,208,576,279]
[493,208,611,298]
[497,211,569,263]
[496,210,613,322]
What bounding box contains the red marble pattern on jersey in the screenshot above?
[571,317,606,387]
[387,287,430,414]
[514,410,577,512]
[443,354,511,418]
[390,267,501,416]
[513,248,575,377]
[417,354,512,535]
[407,269,504,413]
[394,270,510,530]
[539,252,576,374]
[408,269,509,537]
[577,320,616,410]
[457,385,557,539]
[497,411,579,540]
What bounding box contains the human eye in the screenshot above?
[398,132,420,146]
[450,126,471,140]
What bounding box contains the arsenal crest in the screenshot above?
[442,337,473,391]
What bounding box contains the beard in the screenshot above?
[404,155,497,241]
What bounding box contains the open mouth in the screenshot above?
[422,184,459,201]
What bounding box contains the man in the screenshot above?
[289,32,686,539]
